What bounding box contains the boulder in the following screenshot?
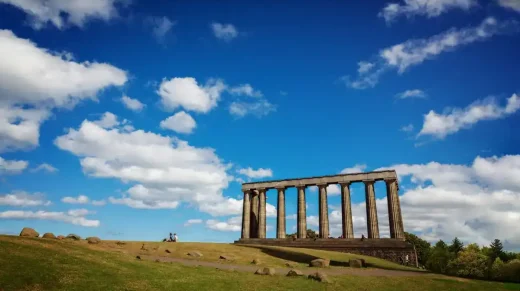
[308,272,330,283]
[86,237,101,244]
[165,249,171,253]
[116,241,126,246]
[42,233,56,239]
[57,235,65,240]
[251,258,261,265]
[219,255,234,260]
[349,259,365,268]
[254,267,276,276]
[19,227,39,237]
[66,234,81,240]
[187,251,203,257]
[286,269,304,277]
[136,256,141,260]
[309,258,330,268]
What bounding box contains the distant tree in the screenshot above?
[490,239,505,262]
[404,232,431,266]
[426,240,451,274]
[447,243,489,278]
[491,257,505,280]
[501,259,520,283]
[502,251,519,263]
[449,237,464,255]
[286,229,317,239]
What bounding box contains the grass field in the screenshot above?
[1,235,519,291]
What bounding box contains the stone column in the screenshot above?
[318,184,329,238]
[276,188,286,239]
[386,178,404,240]
[250,191,259,238]
[340,183,354,239]
[257,188,266,239]
[241,190,251,239]
[297,186,307,238]
[364,180,379,239]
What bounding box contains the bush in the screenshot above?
[502,259,520,283]
[447,244,489,279]
[491,257,505,280]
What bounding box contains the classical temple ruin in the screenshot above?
[234,170,417,266]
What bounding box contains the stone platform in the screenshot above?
[234,238,417,266]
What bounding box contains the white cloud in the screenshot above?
[0,191,51,207]
[238,167,273,179]
[149,16,175,41]
[228,84,263,97]
[206,216,242,232]
[109,196,179,209]
[401,124,415,132]
[379,0,477,23]
[160,111,197,134]
[419,93,520,139]
[121,95,145,112]
[286,214,297,220]
[357,61,375,74]
[157,77,226,113]
[211,22,238,41]
[0,29,127,152]
[0,156,28,174]
[67,208,94,217]
[0,0,126,29]
[229,100,276,118]
[344,17,515,89]
[184,219,203,226]
[91,200,106,206]
[375,154,520,248]
[340,164,367,174]
[396,89,427,99]
[93,112,120,129]
[61,195,90,204]
[498,0,520,13]
[30,163,58,173]
[0,210,99,227]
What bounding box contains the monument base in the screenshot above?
[234,238,417,266]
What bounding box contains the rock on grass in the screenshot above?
[20,227,39,237]
[42,233,56,239]
[86,237,101,244]
[309,258,330,268]
[286,269,304,277]
[255,267,275,276]
[187,251,203,257]
[66,234,81,240]
[308,272,330,283]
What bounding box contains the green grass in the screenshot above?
[1,235,519,291]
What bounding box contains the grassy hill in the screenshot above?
[1,235,519,291]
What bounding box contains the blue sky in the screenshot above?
[0,0,519,249]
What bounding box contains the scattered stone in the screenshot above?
[86,237,101,244]
[136,256,141,260]
[165,249,171,253]
[57,235,65,240]
[251,258,261,265]
[66,234,81,240]
[19,227,39,237]
[308,272,330,283]
[349,259,365,268]
[140,244,148,251]
[42,233,56,239]
[254,267,276,276]
[219,255,234,261]
[187,251,203,257]
[116,241,126,246]
[309,258,330,268]
[286,269,304,277]
[285,262,296,268]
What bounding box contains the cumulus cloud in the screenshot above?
[160,111,197,134]
[228,84,263,97]
[0,210,99,227]
[418,93,520,139]
[0,156,28,174]
[379,0,477,23]
[184,219,203,226]
[396,89,427,99]
[340,164,367,174]
[206,216,242,231]
[0,191,51,207]
[30,163,58,173]
[0,29,127,152]
[211,22,238,41]
[343,17,516,89]
[61,195,90,204]
[157,77,226,113]
[237,167,273,179]
[229,100,276,118]
[121,95,145,112]
[0,0,127,29]
[91,200,106,206]
[498,0,520,13]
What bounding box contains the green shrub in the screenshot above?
[447,244,489,279]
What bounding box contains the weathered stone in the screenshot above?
[165,249,171,253]
[219,255,234,260]
[251,258,261,265]
[66,234,81,240]
[286,269,304,277]
[86,237,101,244]
[136,256,141,260]
[309,258,330,268]
[308,272,330,283]
[42,233,56,239]
[116,241,126,246]
[349,259,365,268]
[255,267,275,275]
[187,251,203,257]
[20,227,39,237]
[57,235,65,240]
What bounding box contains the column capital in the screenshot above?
[362,179,375,185]
[257,188,266,193]
[296,185,307,190]
[339,182,352,187]
[316,183,328,188]
[383,178,397,183]
[275,187,286,191]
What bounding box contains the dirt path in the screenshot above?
[142,255,430,277]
